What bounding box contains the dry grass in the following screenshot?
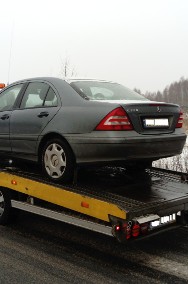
[153,115,188,172]
[183,117,188,132]
[153,144,188,173]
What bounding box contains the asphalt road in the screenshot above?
[0,211,188,284]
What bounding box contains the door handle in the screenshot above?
[0,114,9,120]
[37,112,49,118]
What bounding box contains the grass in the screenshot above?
[153,147,188,173]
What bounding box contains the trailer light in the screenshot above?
[11,180,17,185]
[115,225,121,231]
[81,201,89,208]
[132,223,140,237]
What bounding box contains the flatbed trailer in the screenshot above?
[0,166,188,242]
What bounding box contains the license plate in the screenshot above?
[144,118,169,128]
[150,214,176,229]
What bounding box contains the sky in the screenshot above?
[0,0,188,93]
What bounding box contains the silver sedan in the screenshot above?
[0,77,186,182]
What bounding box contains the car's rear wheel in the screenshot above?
[41,138,75,183]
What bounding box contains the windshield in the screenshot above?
[70,81,148,101]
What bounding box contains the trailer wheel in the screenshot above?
[41,138,75,183]
[0,188,12,225]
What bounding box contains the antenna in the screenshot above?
[7,21,14,85]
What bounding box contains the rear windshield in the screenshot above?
[70,81,148,101]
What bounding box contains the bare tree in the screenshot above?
[133,88,142,95]
[60,57,77,77]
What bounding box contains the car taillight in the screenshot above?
[95,107,133,131]
[176,111,183,128]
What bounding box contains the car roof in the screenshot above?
[9,77,115,86]
[9,77,64,85]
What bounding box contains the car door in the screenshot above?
[0,84,23,152]
[10,81,61,156]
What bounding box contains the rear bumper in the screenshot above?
[64,131,187,164]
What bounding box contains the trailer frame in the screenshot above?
[0,166,188,242]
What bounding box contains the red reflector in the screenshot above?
[176,111,183,128]
[11,180,17,185]
[132,223,140,237]
[95,107,133,131]
[81,201,89,208]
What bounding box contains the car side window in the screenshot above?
[20,82,49,109]
[44,88,58,107]
[0,84,23,111]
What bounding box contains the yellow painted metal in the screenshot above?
[0,172,127,222]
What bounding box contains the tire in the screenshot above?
[41,138,75,183]
[0,188,13,225]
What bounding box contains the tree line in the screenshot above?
[134,77,188,110]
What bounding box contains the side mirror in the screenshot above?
[0,83,6,89]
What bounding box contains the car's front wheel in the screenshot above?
[41,138,75,183]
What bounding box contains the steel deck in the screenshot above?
[1,166,188,222]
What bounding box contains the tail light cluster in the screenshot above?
[114,221,149,241]
[113,214,177,242]
[95,107,133,131]
[176,111,183,128]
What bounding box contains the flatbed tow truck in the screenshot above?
[0,165,188,243]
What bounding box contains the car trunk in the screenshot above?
[121,102,181,135]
